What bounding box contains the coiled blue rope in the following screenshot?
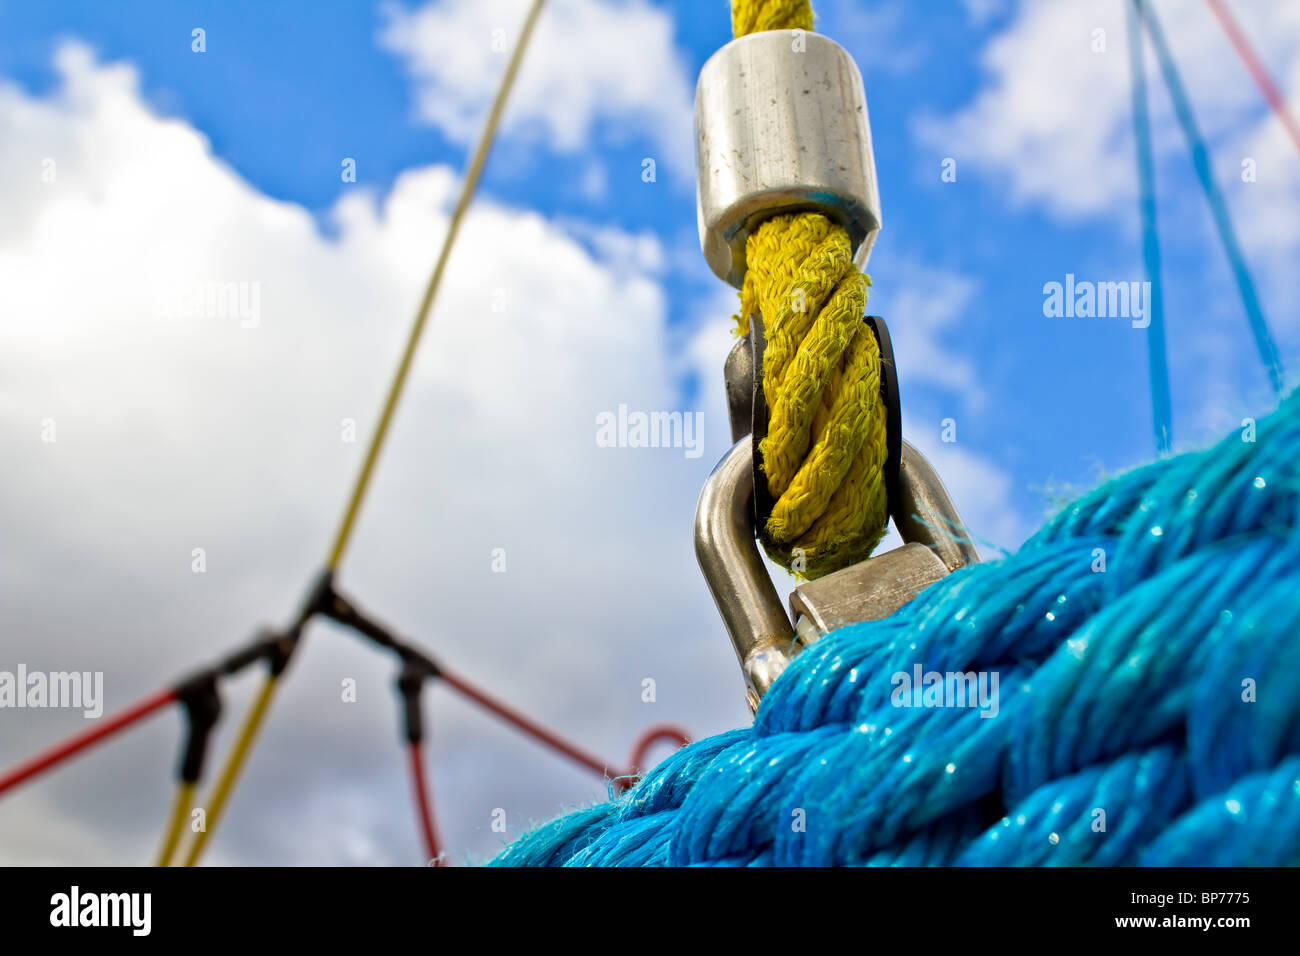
[493,394,1300,866]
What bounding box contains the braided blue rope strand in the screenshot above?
[1188,587,1300,799]
[958,747,1190,866]
[1004,536,1296,801]
[491,394,1300,866]
[857,811,983,866]
[1140,757,1300,866]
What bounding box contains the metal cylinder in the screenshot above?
[695,30,882,288]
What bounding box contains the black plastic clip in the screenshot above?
[172,670,222,784]
[396,654,440,745]
[316,579,404,654]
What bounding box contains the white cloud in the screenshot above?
[917,0,1300,435]
[0,41,747,865]
[918,0,1300,227]
[379,0,695,178]
[869,259,982,402]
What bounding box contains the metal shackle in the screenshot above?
[694,30,882,288]
[695,437,980,713]
[694,437,801,712]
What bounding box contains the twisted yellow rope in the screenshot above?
[730,2,890,579]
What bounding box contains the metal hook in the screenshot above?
[695,436,979,712]
[696,316,980,712]
[695,438,801,713]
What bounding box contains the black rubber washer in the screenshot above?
[865,315,902,527]
[749,313,775,536]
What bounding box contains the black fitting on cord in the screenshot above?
[296,569,336,628]
[396,655,439,744]
[253,570,338,679]
[210,627,296,678]
[295,570,446,741]
[172,670,222,784]
[265,629,298,677]
[218,636,273,677]
[318,583,404,654]
[166,623,300,782]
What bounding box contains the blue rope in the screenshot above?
[1137,0,1286,397]
[492,391,1300,866]
[1126,0,1173,455]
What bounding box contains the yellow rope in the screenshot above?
[154,780,196,867]
[730,1,890,579]
[326,0,548,574]
[732,0,812,35]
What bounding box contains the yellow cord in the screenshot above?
[326,0,548,574]
[181,674,279,867]
[730,1,890,579]
[182,0,549,869]
[154,780,196,867]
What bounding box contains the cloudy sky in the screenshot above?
[1,0,1297,865]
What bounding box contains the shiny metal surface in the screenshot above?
[790,441,981,641]
[696,433,981,707]
[695,31,882,287]
[895,440,982,572]
[789,541,949,638]
[694,439,799,709]
[724,336,754,444]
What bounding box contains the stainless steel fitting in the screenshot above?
[695,30,882,288]
[694,437,979,713]
[694,438,801,713]
[788,442,982,643]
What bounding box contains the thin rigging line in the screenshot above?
[1137,0,1285,397]
[1127,0,1174,455]
[326,0,549,574]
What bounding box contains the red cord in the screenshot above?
[627,724,692,777]
[439,670,691,794]
[0,687,178,798]
[0,658,692,866]
[407,742,444,865]
[1206,0,1300,160]
[416,672,690,856]
[439,668,620,782]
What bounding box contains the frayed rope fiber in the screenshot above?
[492,394,1300,866]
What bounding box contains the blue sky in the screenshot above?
[1,0,1297,864]
[4,0,1292,492]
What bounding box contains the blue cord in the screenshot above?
[1137,0,1286,397]
[1127,0,1174,455]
